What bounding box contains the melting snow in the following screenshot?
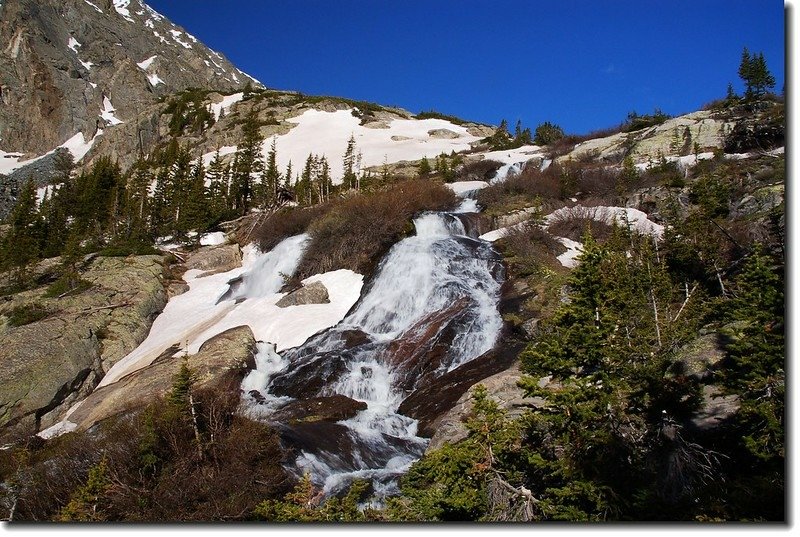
[556,238,584,268]
[67,37,81,53]
[100,96,123,126]
[170,29,192,49]
[544,205,664,238]
[112,0,134,22]
[199,231,226,246]
[83,0,103,13]
[136,54,157,70]
[147,72,164,86]
[446,181,489,196]
[78,59,93,71]
[98,239,364,388]
[0,131,101,175]
[209,92,244,121]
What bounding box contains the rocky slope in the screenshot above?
[0,0,258,156]
[0,254,167,441]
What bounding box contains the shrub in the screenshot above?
[477,163,563,212]
[296,179,456,280]
[501,221,565,275]
[621,109,671,132]
[546,206,615,243]
[252,203,332,253]
[533,122,565,146]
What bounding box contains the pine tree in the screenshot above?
[738,47,754,99]
[1,176,41,275]
[263,137,281,205]
[418,157,432,177]
[343,134,357,190]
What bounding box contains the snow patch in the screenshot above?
[136,54,157,70]
[67,37,81,53]
[545,205,664,238]
[273,109,481,183]
[112,0,134,22]
[556,237,584,268]
[446,181,489,197]
[199,231,226,246]
[169,29,192,49]
[209,92,244,121]
[99,236,363,387]
[83,0,103,13]
[100,96,123,126]
[78,58,93,71]
[0,131,101,175]
[147,72,164,86]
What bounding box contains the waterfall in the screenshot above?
[245,204,504,497]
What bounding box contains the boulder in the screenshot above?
[270,395,367,424]
[689,385,739,431]
[183,244,242,276]
[65,326,257,432]
[671,331,727,380]
[428,128,460,139]
[275,281,330,308]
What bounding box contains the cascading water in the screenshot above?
[242,198,504,497]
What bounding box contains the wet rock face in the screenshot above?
[275,281,330,308]
[0,254,167,441]
[270,395,367,424]
[397,333,524,438]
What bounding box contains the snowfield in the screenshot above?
[98,241,364,388]
[199,108,482,184]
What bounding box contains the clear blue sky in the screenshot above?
[146,0,786,134]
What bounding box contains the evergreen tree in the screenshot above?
[1,176,41,275]
[418,157,432,176]
[343,134,358,190]
[533,121,565,146]
[738,48,775,100]
[263,137,281,205]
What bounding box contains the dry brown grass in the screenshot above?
[547,206,615,243]
[295,179,457,280]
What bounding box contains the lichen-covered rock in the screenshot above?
[183,243,242,275]
[65,325,257,432]
[0,254,167,440]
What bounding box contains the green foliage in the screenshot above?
[1,177,42,276]
[163,88,215,135]
[689,174,731,219]
[43,274,92,298]
[58,458,111,521]
[253,475,375,522]
[738,48,776,100]
[622,109,671,132]
[415,109,473,125]
[720,246,784,463]
[4,302,50,327]
[533,121,565,146]
[167,358,194,409]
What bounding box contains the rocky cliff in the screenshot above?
[0,0,259,163]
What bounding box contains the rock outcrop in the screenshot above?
[183,243,242,276]
[0,0,258,157]
[0,254,167,440]
[64,325,257,432]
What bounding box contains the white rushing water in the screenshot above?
[245,199,504,497]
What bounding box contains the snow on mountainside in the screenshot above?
[0,0,261,163]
